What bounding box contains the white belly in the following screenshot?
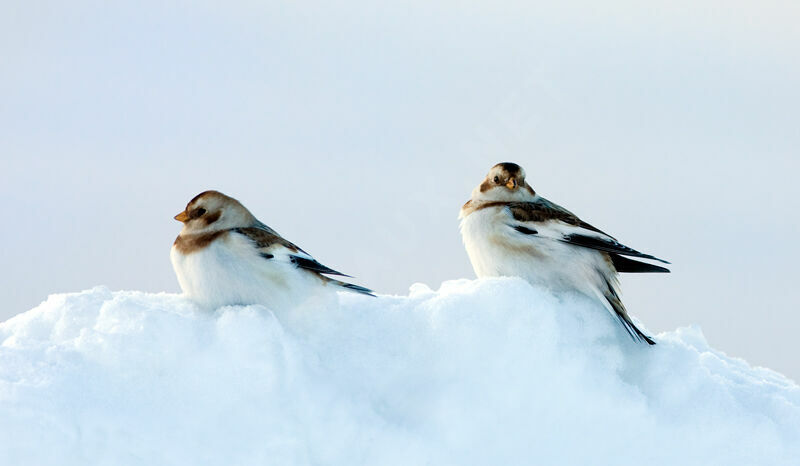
[459,208,612,298]
[170,234,321,310]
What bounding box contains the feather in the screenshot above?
[561,234,670,264]
[289,255,350,277]
[610,254,670,273]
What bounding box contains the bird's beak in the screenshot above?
[506,178,517,190]
[174,211,189,223]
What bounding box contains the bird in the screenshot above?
[170,190,373,310]
[459,162,669,345]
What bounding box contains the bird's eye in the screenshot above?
[493,176,500,184]
[190,207,206,219]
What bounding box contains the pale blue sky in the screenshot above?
[1,1,798,378]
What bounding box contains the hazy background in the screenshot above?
[1,1,798,379]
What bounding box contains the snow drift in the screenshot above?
[1,278,798,465]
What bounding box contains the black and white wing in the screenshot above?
[232,226,375,295]
[504,198,670,273]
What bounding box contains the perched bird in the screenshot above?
[171,190,373,310]
[459,163,669,344]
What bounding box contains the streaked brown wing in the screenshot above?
[506,200,608,236]
[231,227,350,276]
[504,199,670,265]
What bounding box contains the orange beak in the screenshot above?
[174,211,189,222]
[506,178,517,189]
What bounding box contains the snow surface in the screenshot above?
[1,278,798,465]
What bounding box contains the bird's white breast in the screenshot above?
[170,233,320,310]
[459,207,612,298]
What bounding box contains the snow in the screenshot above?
[1,278,798,465]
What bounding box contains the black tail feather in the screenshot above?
[603,278,656,345]
[616,309,656,345]
[610,254,670,274]
[337,281,376,297]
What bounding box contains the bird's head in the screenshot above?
[174,190,256,234]
[471,162,536,201]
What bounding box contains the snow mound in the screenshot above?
[1,278,798,465]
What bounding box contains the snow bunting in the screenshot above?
[459,162,669,344]
[171,190,373,310]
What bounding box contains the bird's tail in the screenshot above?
[610,254,670,274]
[600,278,656,345]
[326,278,376,297]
